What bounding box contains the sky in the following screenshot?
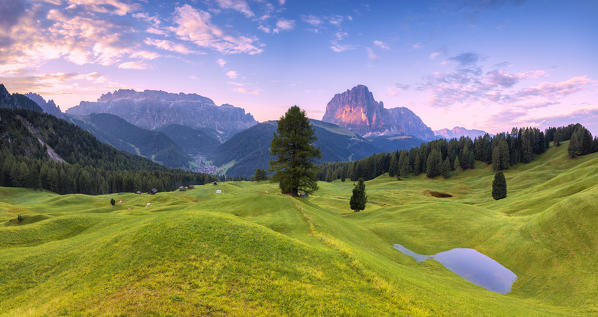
[1,0,597,134]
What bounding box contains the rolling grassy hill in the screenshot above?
[1,142,597,316]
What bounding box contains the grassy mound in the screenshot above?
[0,142,597,316]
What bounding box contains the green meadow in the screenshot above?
[1,141,597,316]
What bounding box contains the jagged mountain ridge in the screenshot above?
[24,93,64,118]
[434,126,488,139]
[66,89,257,141]
[322,85,435,139]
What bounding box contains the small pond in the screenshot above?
[393,244,517,294]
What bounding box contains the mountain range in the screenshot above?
[2,83,489,176]
[434,126,488,139]
[66,89,257,141]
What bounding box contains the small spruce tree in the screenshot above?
[426,149,442,177]
[454,155,461,171]
[441,157,451,178]
[492,172,507,200]
[349,178,367,212]
[110,198,116,206]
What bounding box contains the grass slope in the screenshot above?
[1,142,597,316]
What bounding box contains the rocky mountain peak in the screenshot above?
[24,93,64,118]
[66,88,257,140]
[322,84,434,139]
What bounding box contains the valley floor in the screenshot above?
[1,142,597,316]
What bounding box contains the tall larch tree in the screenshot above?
[270,106,322,196]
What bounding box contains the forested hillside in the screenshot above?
[69,113,192,169]
[0,84,43,112]
[0,109,216,194]
[319,124,598,181]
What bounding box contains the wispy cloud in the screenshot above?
[429,51,441,60]
[373,40,389,50]
[144,38,191,54]
[273,18,295,33]
[217,58,226,67]
[225,70,238,79]
[130,51,159,60]
[65,0,139,16]
[412,42,423,49]
[515,76,589,98]
[214,0,254,17]
[173,4,263,55]
[235,87,259,95]
[330,42,353,53]
[302,15,322,26]
[118,61,148,70]
[366,47,378,62]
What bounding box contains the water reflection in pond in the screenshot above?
[393,244,517,294]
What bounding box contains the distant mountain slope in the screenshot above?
[24,93,64,118]
[322,85,434,139]
[0,84,43,112]
[156,124,221,156]
[0,108,165,171]
[65,89,257,140]
[68,113,192,169]
[212,120,381,177]
[366,135,425,153]
[434,126,488,139]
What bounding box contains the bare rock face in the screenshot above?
[322,85,434,139]
[66,89,257,140]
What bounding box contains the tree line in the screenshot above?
[319,124,597,182]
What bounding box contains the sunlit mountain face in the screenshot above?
[1,0,597,134]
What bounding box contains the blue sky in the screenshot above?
[1,0,597,133]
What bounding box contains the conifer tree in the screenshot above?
[441,157,451,178]
[492,171,507,200]
[492,139,510,171]
[454,155,461,171]
[270,106,322,196]
[398,150,409,177]
[426,149,442,177]
[388,152,398,177]
[414,153,422,175]
[110,198,116,206]
[349,178,367,212]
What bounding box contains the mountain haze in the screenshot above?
[434,126,488,139]
[66,89,257,141]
